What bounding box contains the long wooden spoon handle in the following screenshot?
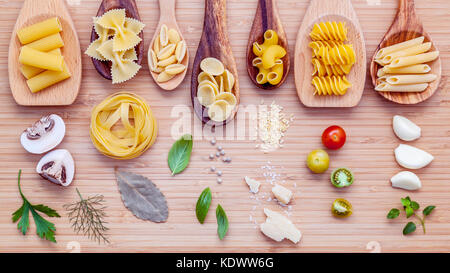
[257,0,278,29]
[399,0,416,14]
[158,0,176,21]
[204,0,227,41]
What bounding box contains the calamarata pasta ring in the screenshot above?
[90,92,158,160]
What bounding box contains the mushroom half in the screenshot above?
[36,149,75,187]
[20,114,66,154]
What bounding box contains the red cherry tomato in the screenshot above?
[322,125,346,150]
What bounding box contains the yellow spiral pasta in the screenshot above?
[309,41,343,57]
[310,22,347,42]
[316,44,356,66]
[312,76,352,96]
[90,92,158,160]
[312,58,352,77]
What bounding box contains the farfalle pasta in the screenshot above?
[251,29,286,86]
[16,17,71,93]
[309,21,355,96]
[148,24,187,83]
[85,9,145,84]
[196,57,237,122]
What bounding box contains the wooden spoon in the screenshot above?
[90,0,144,80]
[8,0,82,106]
[294,0,366,107]
[191,0,239,126]
[148,0,189,91]
[369,0,441,104]
[246,0,289,90]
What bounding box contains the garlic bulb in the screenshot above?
[391,171,422,190]
[392,115,421,141]
[394,144,434,169]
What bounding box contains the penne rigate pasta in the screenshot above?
[386,74,437,85]
[382,42,431,64]
[390,51,439,68]
[375,82,428,92]
[17,17,62,44]
[19,46,64,71]
[377,68,386,77]
[25,33,64,52]
[383,64,431,74]
[26,61,71,93]
[375,36,424,60]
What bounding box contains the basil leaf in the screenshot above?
[410,201,419,211]
[196,188,212,224]
[216,204,229,240]
[403,222,416,235]
[387,208,400,219]
[168,134,193,175]
[401,197,411,208]
[423,205,436,216]
[405,206,414,218]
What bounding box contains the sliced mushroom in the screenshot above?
[20,114,66,154]
[36,149,75,187]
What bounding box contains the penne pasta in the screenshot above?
[19,46,64,71]
[25,33,64,52]
[377,68,386,77]
[26,60,71,93]
[383,64,431,74]
[375,82,428,92]
[382,42,431,64]
[390,51,439,68]
[375,36,424,60]
[386,74,437,85]
[17,17,62,44]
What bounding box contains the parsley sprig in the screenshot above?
[12,170,60,243]
[387,196,436,235]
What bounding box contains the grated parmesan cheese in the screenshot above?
[257,101,293,153]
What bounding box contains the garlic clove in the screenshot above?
[36,149,75,187]
[394,144,434,169]
[393,115,421,141]
[391,171,422,191]
[20,114,66,154]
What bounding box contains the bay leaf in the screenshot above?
[115,171,168,222]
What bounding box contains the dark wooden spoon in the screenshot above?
[190,0,239,127]
[246,0,289,90]
[369,0,441,104]
[90,0,144,80]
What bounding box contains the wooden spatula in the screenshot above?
[294,0,366,107]
[90,0,144,80]
[148,0,189,91]
[190,0,239,126]
[8,0,82,106]
[246,0,289,90]
[369,0,441,104]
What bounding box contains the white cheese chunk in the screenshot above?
[260,208,301,244]
[244,176,260,193]
[271,184,293,205]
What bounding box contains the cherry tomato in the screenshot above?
[322,125,346,150]
[332,198,353,218]
[331,168,354,188]
[306,149,329,174]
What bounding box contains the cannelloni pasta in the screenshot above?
[26,61,71,93]
[25,33,64,52]
[19,46,64,71]
[20,48,62,79]
[17,17,62,44]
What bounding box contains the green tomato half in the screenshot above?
[330,168,354,188]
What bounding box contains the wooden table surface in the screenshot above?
[0,0,449,253]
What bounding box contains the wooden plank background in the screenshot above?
[0,0,449,253]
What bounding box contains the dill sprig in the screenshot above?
[64,188,110,244]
